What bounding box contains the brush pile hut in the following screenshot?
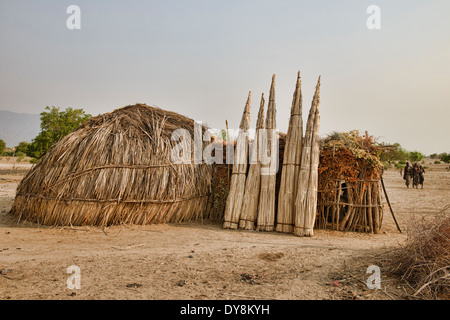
[316,131,385,233]
[11,104,212,226]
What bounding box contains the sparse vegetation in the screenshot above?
[0,139,5,155]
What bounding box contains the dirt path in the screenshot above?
[1,160,449,300]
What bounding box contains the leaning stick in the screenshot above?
[380,176,402,233]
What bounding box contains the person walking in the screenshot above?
[418,165,425,189]
[403,162,412,188]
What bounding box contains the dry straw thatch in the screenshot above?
[11,104,212,226]
[257,75,278,231]
[276,72,303,233]
[239,93,265,230]
[294,76,321,237]
[223,92,252,229]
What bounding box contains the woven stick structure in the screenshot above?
[294,76,321,237]
[223,92,251,229]
[276,72,303,233]
[315,131,385,233]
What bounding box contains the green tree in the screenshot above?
[379,142,409,162]
[15,141,30,155]
[0,139,6,155]
[441,153,450,163]
[409,151,424,162]
[28,106,91,159]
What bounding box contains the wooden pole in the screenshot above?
[380,176,402,233]
[225,120,230,183]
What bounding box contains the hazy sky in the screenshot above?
[0,0,449,155]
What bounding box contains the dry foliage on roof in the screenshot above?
[319,130,384,183]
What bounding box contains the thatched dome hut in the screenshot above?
[11,104,212,226]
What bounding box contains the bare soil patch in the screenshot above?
[1,160,449,300]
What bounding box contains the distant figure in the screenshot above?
[418,165,425,189]
[403,162,412,188]
[412,163,420,189]
[399,168,403,177]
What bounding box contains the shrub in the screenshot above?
[434,161,441,165]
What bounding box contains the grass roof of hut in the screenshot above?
[11,103,212,226]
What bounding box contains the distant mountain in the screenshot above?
[0,110,40,147]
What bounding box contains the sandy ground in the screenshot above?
[0,158,449,300]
